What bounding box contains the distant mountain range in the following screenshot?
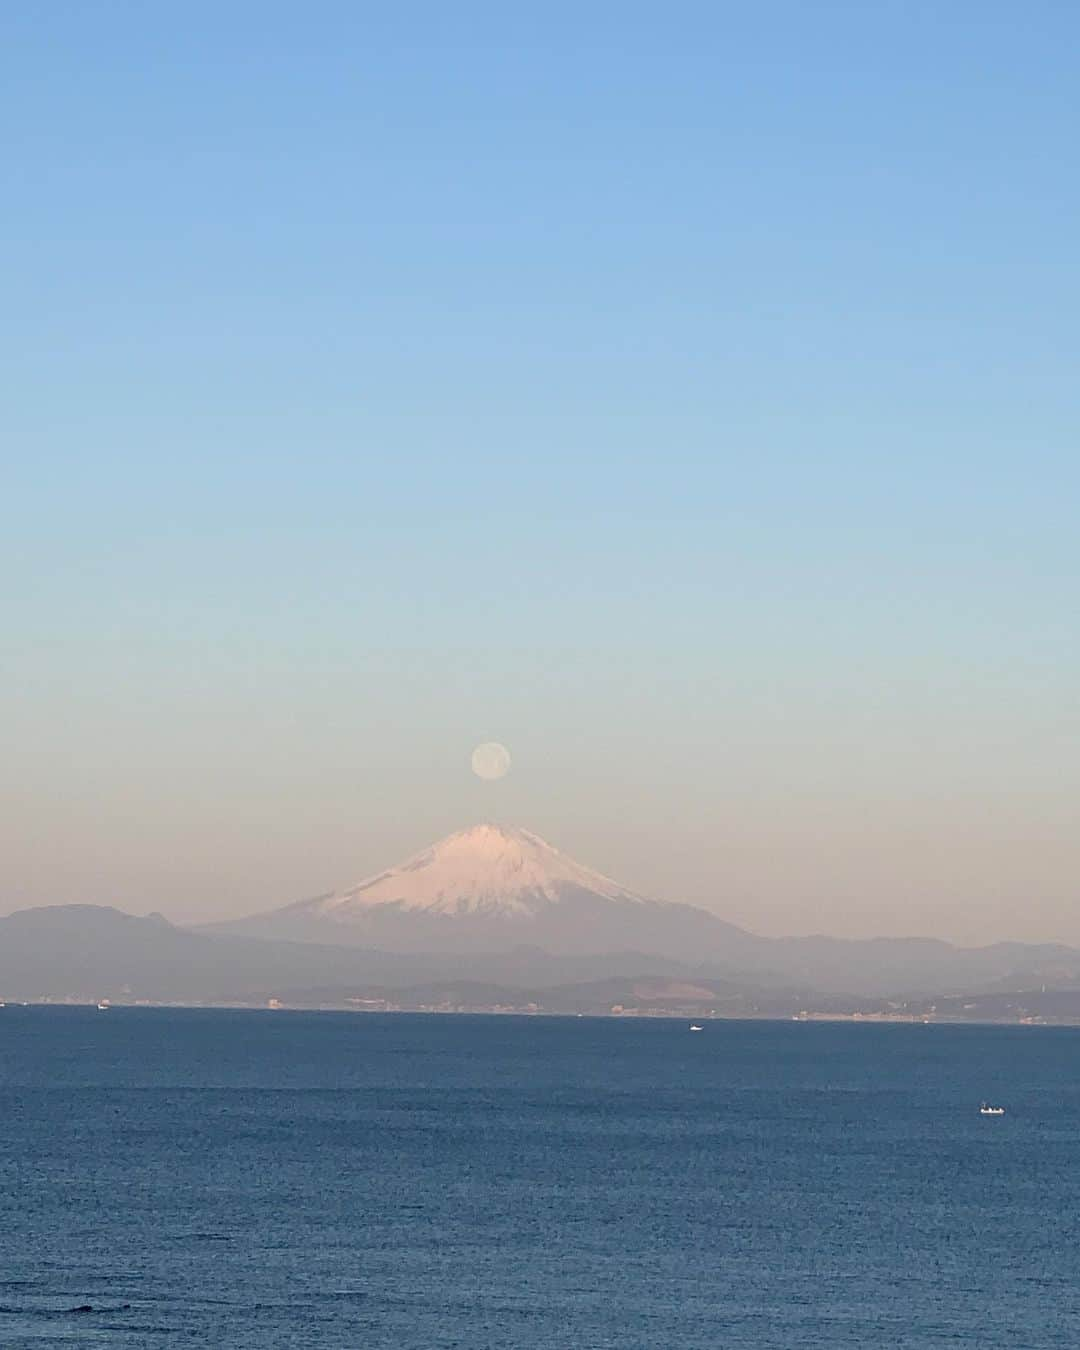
[200,823,1080,996]
[4,823,1080,1015]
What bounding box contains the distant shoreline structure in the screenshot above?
[4,1000,1071,1027]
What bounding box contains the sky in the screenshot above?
[3,2,1078,943]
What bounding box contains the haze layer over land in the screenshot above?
[5,824,1080,1018]
[6,820,1080,1020]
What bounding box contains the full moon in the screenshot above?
[471,742,511,781]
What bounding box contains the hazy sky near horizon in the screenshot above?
[3,2,1078,944]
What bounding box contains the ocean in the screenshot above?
[1,1008,1078,1347]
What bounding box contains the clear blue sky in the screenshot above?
[3,2,1078,941]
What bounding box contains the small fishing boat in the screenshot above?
[979,1103,1005,1116]
[689,1023,703,1032]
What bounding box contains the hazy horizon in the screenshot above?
[4,4,1078,949]
[4,805,1077,950]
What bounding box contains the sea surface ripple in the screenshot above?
[1,1008,1079,1348]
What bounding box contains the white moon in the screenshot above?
[471,742,511,781]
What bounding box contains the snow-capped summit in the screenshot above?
[214,822,746,958]
[305,823,646,920]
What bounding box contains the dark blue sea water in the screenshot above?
[2,1010,1079,1348]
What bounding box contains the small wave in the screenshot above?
[102,1322,179,1335]
[0,1302,133,1317]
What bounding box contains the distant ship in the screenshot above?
[979,1103,1005,1115]
[689,1023,703,1032]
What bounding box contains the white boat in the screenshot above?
[979,1103,1005,1115]
[689,1023,703,1032]
[97,1002,110,1011]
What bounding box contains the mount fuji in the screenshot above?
[205,823,755,960]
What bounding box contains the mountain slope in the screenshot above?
[0,903,726,1003]
[206,823,757,961]
[5,898,1080,1005]
[318,823,644,916]
[0,905,440,1002]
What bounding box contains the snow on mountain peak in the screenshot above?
[306,823,647,921]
